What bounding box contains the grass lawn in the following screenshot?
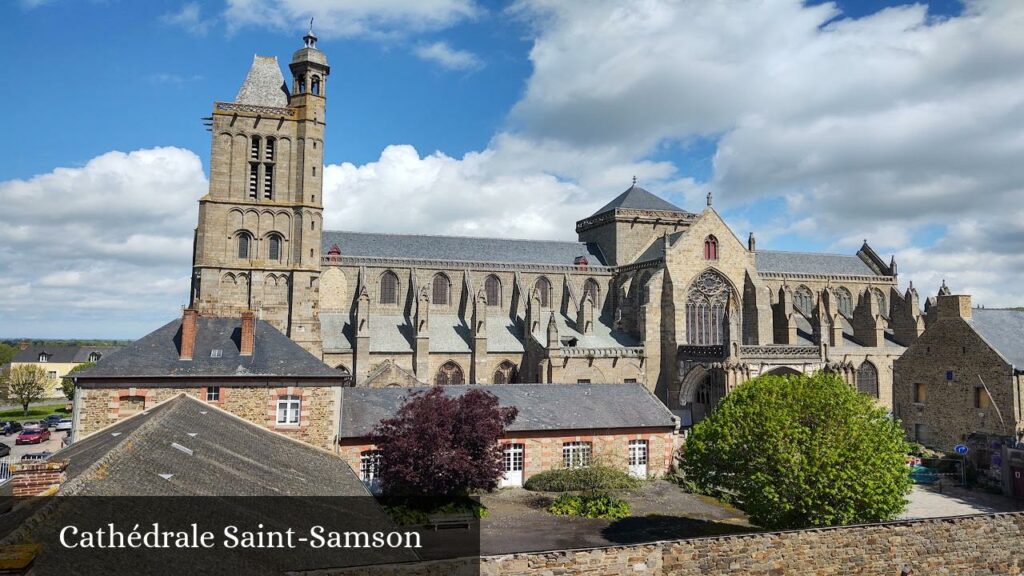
[0,403,71,422]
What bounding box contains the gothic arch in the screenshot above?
[684,269,734,345]
[855,361,879,398]
[484,274,501,307]
[431,273,452,305]
[833,286,853,317]
[493,361,518,384]
[763,366,801,377]
[871,287,888,317]
[534,276,552,308]
[379,271,400,305]
[793,285,814,315]
[677,365,725,427]
[435,361,465,385]
[583,278,600,306]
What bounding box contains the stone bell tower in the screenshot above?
[190,26,329,356]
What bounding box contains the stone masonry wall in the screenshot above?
[77,385,339,449]
[313,512,1024,576]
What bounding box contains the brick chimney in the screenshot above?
[937,294,972,321]
[180,308,199,361]
[9,460,68,497]
[240,311,255,357]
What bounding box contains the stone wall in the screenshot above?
[76,384,340,449]
[310,512,1024,575]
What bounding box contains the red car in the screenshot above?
[16,428,50,445]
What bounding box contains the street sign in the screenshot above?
[954,444,969,455]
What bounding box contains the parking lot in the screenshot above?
[1,427,68,461]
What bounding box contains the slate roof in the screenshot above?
[532,312,640,349]
[632,231,685,264]
[755,250,879,276]
[12,345,121,364]
[339,383,677,438]
[56,395,367,496]
[235,55,289,107]
[590,184,688,217]
[74,316,343,380]
[321,230,607,267]
[969,309,1024,369]
[320,313,525,354]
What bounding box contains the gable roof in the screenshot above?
[590,184,688,217]
[74,316,342,380]
[321,230,607,267]
[235,55,289,107]
[755,250,879,276]
[12,345,121,364]
[56,395,366,496]
[339,383,676,438]
[969,309,1024,369]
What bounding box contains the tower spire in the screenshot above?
[303,18,318,48]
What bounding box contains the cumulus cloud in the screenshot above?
[414,41,484,71]
[162,2,214,36]
[224,0,480,39]
[0,148,205,338]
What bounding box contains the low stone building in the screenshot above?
[71,308,348,449]
[337,383,679,491]
[894,293,1024,454]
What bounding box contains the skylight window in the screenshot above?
[210,349,222,358]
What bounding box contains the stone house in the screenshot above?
[894,294,1024,453]
[8,344,121,398]
[71,308,347,449]
[336,383,679,490]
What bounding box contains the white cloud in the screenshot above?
[224,0,480,39]
[162,2,214,36]
[414,41,484,71]
[0,148,204,338]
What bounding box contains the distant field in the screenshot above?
[0,403,70,422]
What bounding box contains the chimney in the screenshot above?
[240,311,255,357]
[180,308,199,361]
[937,294,973,321]
[18,341,29,351]
[9,460,68,497]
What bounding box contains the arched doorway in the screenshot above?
[678,366,727,428]
[762,366,801,377]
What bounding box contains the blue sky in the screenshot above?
[1,0,1022,338]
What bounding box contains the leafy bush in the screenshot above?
[547,494,631,520]
[382,497,488,526]
[524,465,642,492]
[680,372,911,530]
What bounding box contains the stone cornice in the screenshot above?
[322,255,616,274]
[215,101,295,117]
[739,345,821,359]
[558,346,644,358]
[575,208,697,233]
[199,198,323,211]
[757,271,897,284]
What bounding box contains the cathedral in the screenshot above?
[189,32,927,428]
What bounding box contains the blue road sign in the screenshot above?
[954,444,969,455]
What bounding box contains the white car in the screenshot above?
[55,418,72,431]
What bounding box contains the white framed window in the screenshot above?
[628,440,648,466]
[503,443,524,473]
[360,450,382,481]
[276,395,301,426]
[562,441,592,469]
[47,371,58,380]
[206,387,220,402]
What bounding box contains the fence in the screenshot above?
[0,457,13,484]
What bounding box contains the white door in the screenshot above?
[628,440,648,479]
[501,444,524,487]
[360,451,382,495]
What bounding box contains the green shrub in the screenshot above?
[382,497,488,526]
[547,494,631,520]
[523,465,642,492]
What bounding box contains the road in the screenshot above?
[1,427,67,460]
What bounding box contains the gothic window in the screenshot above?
[834,287,853,317]
[379,271,399,305]
[583,278,600,306]
[793,285,814,315]
[311,75,321,96]
[685,270,731,345]
[535,277,551,308]
[435,361,464,385]
[267,234,282,261]
[249,136,260,160]
[431,274,451,305]
[493,361,518,384]
[264,137,275,161]
[237,233,251,259]
[871,288,888,317]
[248,163,258,199]
[694,376,725,407]
[484,275,501,306]
[856,362,879,398]
[704,235,719,260]
[263,164,274,199]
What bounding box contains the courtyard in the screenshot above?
[479,480,752,555]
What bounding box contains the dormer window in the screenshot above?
[38,353,48,363]
[704,235,719,260]
[88,352,101,362]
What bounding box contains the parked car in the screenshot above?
[0,442,10,458]
[1,421,23,436]
[55,418,72,431]
[44,415,63,428]
[16,428,50,445]
[20,452,52,461]
[21,421,43,431]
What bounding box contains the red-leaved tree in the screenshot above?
[371,387,518,498]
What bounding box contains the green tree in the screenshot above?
[679,371,910,530]
[2,364,49,416]
[0,342,17,367]
[60,362,94,402]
